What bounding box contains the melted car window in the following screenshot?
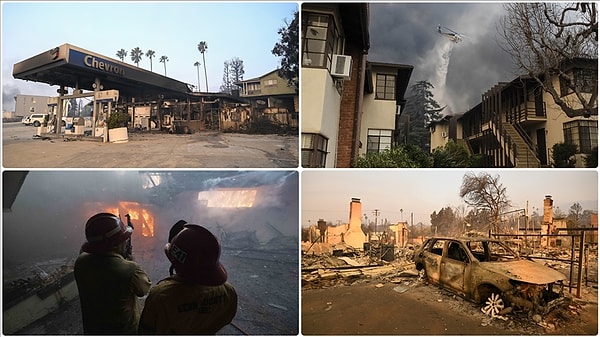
[447,242,468,262]
[467,241,486,262]
[487,241,518,261]
[430,239,445,256]
[467,240,518,262]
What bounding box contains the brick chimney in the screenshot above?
[543,195,553,225]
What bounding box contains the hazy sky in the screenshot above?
[302,170,598,228]
[369,2,517,114]
[1,1,297,110]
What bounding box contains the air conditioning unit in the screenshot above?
[331,54,352,80]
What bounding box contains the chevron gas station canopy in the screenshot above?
[13,43,194,101]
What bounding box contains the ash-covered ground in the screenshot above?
[14,240,299,335]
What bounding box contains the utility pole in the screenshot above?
[373,209,380,234]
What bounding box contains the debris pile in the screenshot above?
[302,241,598,334]
[301,243,418,289]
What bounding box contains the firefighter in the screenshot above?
[74,212,151,335]
[139,224,238,334]
[168,220,187,276]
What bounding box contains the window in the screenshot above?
[563,120,598,153]
[429,239,445,256]
[367,129,393,154]
[301,12,342,71]
[376,74,396,100]
[263,79,277,87]
[302,133,328,168]
[560,68,597,96]
[245,82,261,95]
[447,242,468,262]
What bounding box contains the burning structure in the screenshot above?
[3,170,299,334]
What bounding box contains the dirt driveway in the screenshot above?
[2,123,298,168]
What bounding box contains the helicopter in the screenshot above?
[437,25,464,43]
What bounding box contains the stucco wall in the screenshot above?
[301,67,342,168]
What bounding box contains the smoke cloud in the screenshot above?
[369,3,518,114]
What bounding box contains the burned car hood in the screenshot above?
[481,259,566,284]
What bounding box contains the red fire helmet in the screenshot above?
[81,212,132,254]
[165,224,227,286]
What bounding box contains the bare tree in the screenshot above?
[459,172,512,233]
[498,3,598,117]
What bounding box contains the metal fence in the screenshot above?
[492,227,597,298]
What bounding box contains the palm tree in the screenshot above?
[159,56,169,76]
[146,49,155,72]
[193,61,201,92]
[197,41,209,92]
[130,47,143,67]
[116,49,127,62]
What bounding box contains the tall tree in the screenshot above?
[220,61,231,94]
[194,61,201,92]
[229,57,244,84]
[498,3,598,117]
[459,172,512,233]
[146,49,155,72]
[220,57,245,94]
[131,47,143,67]
[116,49,127,62]
[271,10,299,91]
[430,206,461,236]
[197,41,209,91]
[159,55,169,76]
[402,80,444,151]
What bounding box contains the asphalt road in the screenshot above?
[2,122,299,168]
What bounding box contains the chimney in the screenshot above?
[345,198,367,249]
[543,195,553,225]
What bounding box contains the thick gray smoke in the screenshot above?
[369,3,518,113]
[2,171,299,272]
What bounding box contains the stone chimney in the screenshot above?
[345,198,367,249]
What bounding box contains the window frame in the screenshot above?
[375,73,396,100]
[301,11,344,73]
[366,128,393,154]
[301,133,329,168]
[563,119,598,153]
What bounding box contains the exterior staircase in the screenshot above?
[486,119,541,168]
[501,122,540,168]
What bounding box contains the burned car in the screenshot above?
[414,237,567,316]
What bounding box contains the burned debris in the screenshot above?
[302,197,598,333]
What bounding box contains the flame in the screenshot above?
[105,201,155,237]
[198,188,257,208]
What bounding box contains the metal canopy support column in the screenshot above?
[92,78,101,137]
[55,86,65,135]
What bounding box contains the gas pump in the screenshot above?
[44,96,70,136]
[92,90,119,142]
[43,97,58,136]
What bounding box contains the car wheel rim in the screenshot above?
[481,292,504,317]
